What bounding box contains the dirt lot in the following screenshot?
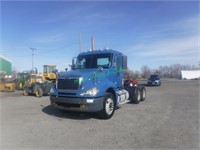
[0,80,199,149]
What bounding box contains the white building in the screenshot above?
[181,70,200,80]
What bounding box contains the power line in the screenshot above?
[4,42,78,58]
[34,42,79,55]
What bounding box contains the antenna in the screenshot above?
[91,36,95,51]
[79,32,82,53]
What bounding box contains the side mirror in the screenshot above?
[114,55,120,71]
[71,57,77,70]
[122,55,127,70]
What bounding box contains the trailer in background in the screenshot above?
[181,70,200,80]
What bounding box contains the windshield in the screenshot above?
[150,75,159,80]
[44,66,56,73]
[75,53,112,69]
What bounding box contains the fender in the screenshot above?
[93,79,118,107]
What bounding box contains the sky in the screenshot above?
[0,0,199,72]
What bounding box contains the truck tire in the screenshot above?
[99,92,115,119]
[140,86,146,101]
[132,87,141,104]
[23,87,29,96]
[35,88,43,98]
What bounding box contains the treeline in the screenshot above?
[125,64,200,79]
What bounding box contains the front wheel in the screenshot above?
[99,92,115,119]
[35,88,43,98]
[23,87,29,96]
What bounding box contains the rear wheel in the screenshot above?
[35,88,43,97]
[140,86,146,101]
[132,87,141,104]
[99,92,115,119]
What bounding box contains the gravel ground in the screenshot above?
[0,80,199,150]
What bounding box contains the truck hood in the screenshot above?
[58,69,108,85]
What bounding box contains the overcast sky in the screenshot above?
[1,1,199,72]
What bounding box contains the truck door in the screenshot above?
[109,53,123,88]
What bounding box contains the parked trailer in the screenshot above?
[181,70,200,80]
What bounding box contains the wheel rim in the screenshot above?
[137,90,141,101]
[105,98,114,115]
[24,89,28,95]
[142,89,146,99]
[36,90,39,97]
[19,83,22,89]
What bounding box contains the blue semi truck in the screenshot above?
[50,49,146,119]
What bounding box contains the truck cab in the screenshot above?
[50,49,145,119]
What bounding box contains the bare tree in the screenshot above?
[124,69,140,79]
[127,64,199,79]
[141,65,151,78]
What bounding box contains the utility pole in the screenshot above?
[30,47,36,73]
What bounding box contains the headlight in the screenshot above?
[79,77,83,83]
[80,87,99,96]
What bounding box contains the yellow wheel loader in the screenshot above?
[43,65,57,82]
[0,74,15,92]
[23,74,53,97]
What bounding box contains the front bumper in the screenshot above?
[148,81,160,86]
[50,96,104,112]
